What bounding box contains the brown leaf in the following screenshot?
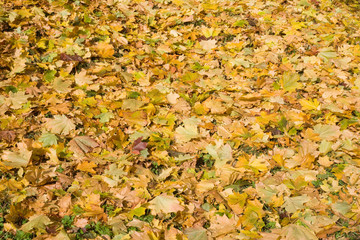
[0,130,16,142]
[60,53,83,62]
[131,137,147,154]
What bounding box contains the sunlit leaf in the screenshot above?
[20,214,52,232]
[281,72,301,92]
[69,136,99,154]
[1,142,32,168]
[39,132,58,147]
[45,115,76,135]
[149,194,185,214]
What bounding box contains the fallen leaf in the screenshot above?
[94,41,115,58]
[280,224,317,240]
[131,137,148,154]
[76,161,97,174]
[69,136,99,154]
[0,130,16,142]
[60,53,83,61]
[20,214,52,232]
[149,194,184,214]
[1,142,32,168]
[45,115,76,135]
[184,227,208,240]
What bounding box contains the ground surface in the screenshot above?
[1,0,360,239]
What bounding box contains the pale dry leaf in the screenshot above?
[69,136,99,154]
[1,142,32,168]
[45,115,76,135]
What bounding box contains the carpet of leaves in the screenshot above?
[1,0,360,239]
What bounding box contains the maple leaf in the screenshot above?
[248,156,270,173]
[39,132,58,147]
[332,201,351,215]
[313,124,341,140]
[175,117,201,143]
[206,139,232,168]
[184,227,208,240]
[53,77,72,93]
[76,161,97,174]
[0,130,16,142]
[7,91,31,109]
[20,214,52,232]
[60,53,83,61]
[75,69,96,86]
[9,57,26,76]
[299,98,321,111]
[280,224,317,240]
[1,142,32,168]
[318,47,337,62]
[95,112,114,123]
[68,136,99,154]
[166,92,180,104]
[199,39,217,51]
[280,72,301,92]
[208,214,238,237]
[148,194,184,214]
[94,41,115,58]
[283,195,310,214]
[131,137,148,154]
[45,115,76,135]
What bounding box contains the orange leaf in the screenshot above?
[76,161,97,174]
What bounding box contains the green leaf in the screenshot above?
[95,112,114,123]
[44,70,57,82]
[39,132,58,147]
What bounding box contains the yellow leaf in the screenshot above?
[76,161,97,174]
[94,41,114,58]
[248,156,269,173]
[281,72,301,92]
[272,154,284,167]
[299,98,321,111]
[1,142,32,168]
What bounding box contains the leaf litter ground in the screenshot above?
[1,0,360,239]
